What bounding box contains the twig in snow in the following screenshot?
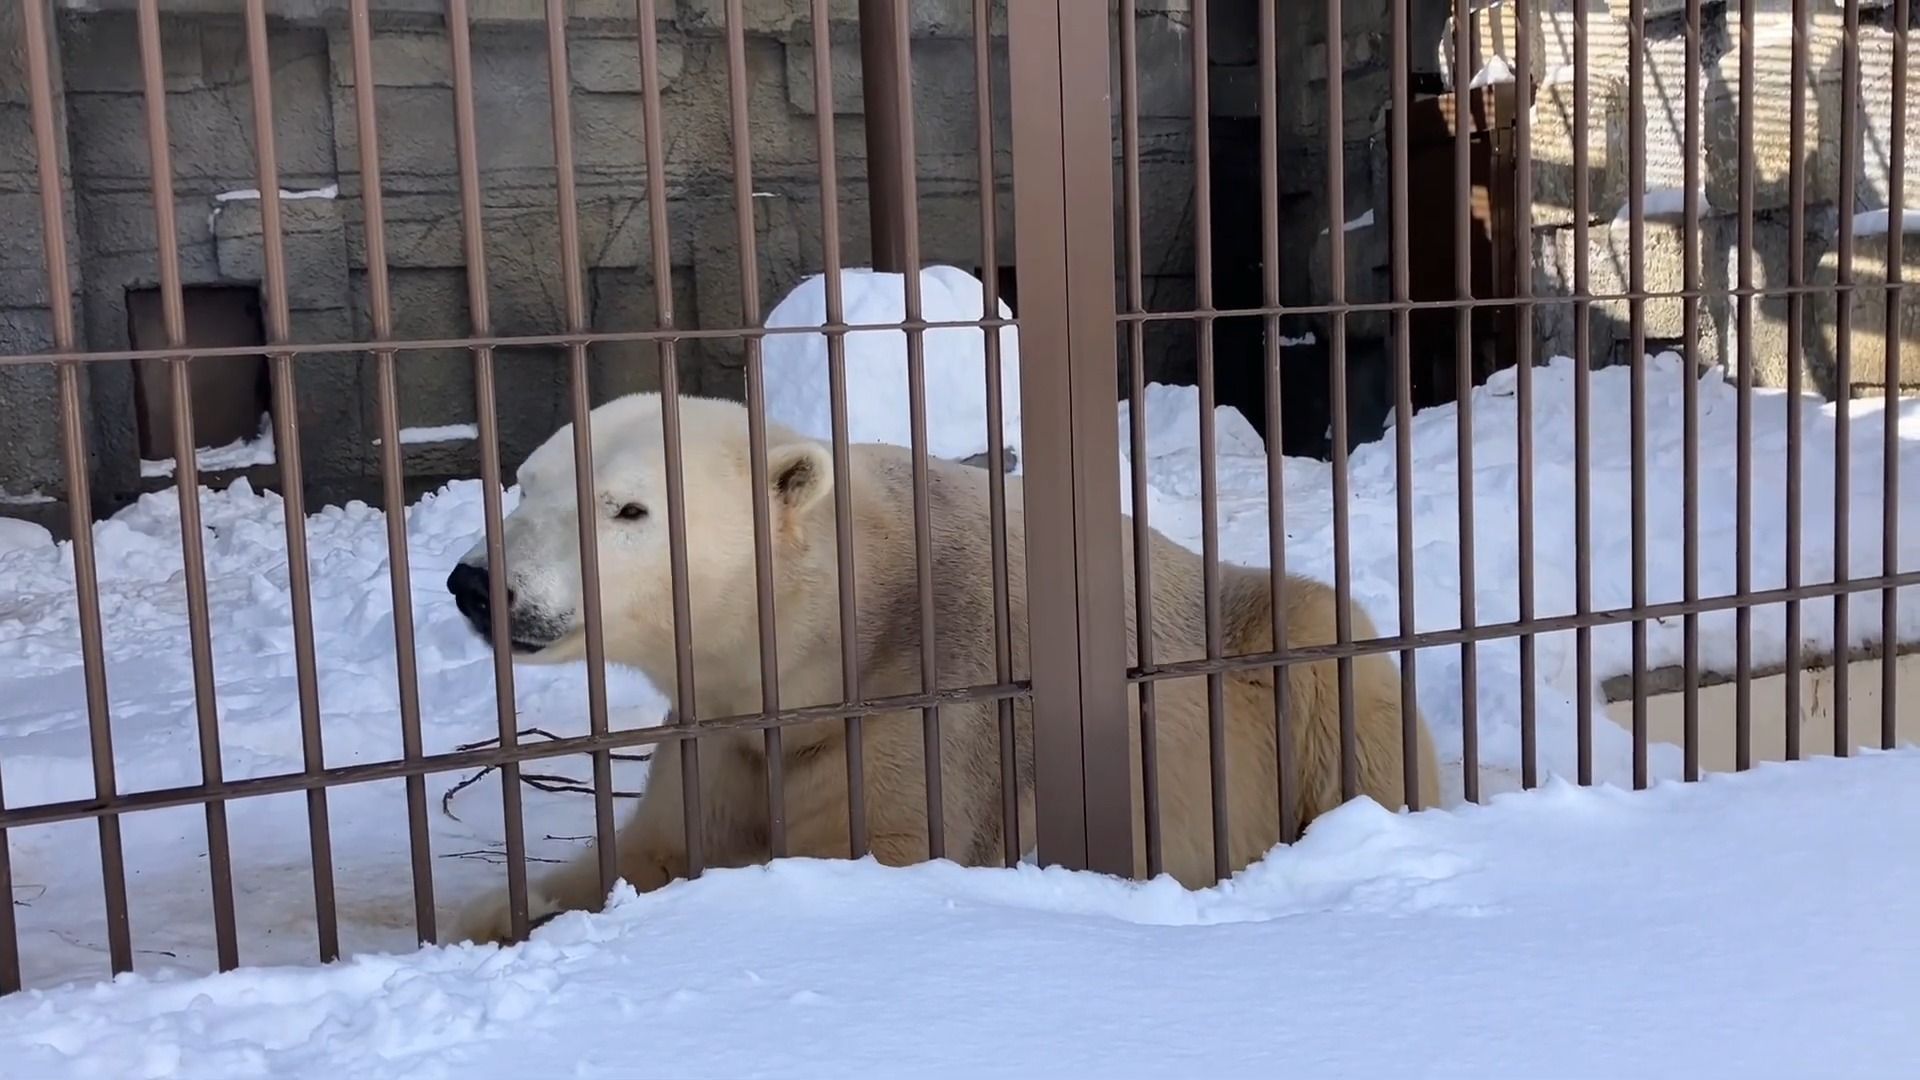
[439,727,651,822]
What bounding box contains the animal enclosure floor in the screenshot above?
[2,751,1918,1078]
[1,345,1918,1032]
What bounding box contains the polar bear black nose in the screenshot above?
[447,563,507,632]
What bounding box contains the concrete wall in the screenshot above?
[0,0,1019,515]
[1525,0,1919,395]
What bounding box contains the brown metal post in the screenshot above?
[1007,0,1132,878]
[860,0,910,271]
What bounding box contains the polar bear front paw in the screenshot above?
[453,888,567,947]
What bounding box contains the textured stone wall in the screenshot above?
[1527,0,1918,398]
[0,0,1017,511]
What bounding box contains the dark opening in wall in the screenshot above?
[972,264,1019,317]
[125,285,272,465]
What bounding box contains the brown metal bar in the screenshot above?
[806,0,867,859]
[261,0,339,962]
[20,0,134,978]
[1258,0,1299,836]
[1513,0,1538,789]
[537,0,620,894]
[446,0,530,941]
[1387,0,1419,812]
[1784,0,1809,762]
[720,0,787,860]
[1451,0,1479,803]
[0,763,14,992]
[1627,0,1650,790]
[860,0,909,271]
[1008,0,1132,877]
[1573,0,1594,787]
[1886,0,1909,750]
[1,681,1032,834]
[13,558,1920,840]
[6,283,1906,369]
[1736,0,1756,770]
[1120,0,1164,874]
[630,0,704,879]
[879,0,945,864]
[136,0,241,972]
[1189,0,1230,882]
[1325,0,1358,806]
[1833,0,1861,757]
[339,0,435,947]
[974,0,1019,868]
[1681,0,1702,782]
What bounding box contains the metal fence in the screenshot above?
[0,0,1914,997]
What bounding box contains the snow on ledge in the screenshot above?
[139,413,276,479]
[1852,209,1920,238]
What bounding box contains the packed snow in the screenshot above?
[139,412,278,479]
[371,424,481,447]
[762,265,1022,462]
[2,752,1918,1078]
[3,262,1919,1074]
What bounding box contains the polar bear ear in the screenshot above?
[767,441,833,517]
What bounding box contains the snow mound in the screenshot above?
[3,751,1918,1078]
[762,266,1021,462]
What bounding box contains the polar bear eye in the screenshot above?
[614,503,648,522]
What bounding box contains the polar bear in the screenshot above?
[447,392,1440,943]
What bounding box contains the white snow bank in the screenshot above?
[139,413,277,479]
[762,266,1022,462]
[3,751,1918,1079]
[0,518,54,557]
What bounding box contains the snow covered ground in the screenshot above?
[3,751,1918,1078]
[2,260,1918,1073]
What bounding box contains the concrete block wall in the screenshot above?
[1529,1,1918,397]
[0,0,1019,514]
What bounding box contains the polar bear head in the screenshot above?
[446,393,834,690]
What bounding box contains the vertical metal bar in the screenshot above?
[1735,0,1756,770]
[1681,0,1702,782]
[1451,0,1480,803]
[1190,0,1230,882]
[1258,0,1299,836]
[537,0,620,893]
[257,0,339,961]
[136,0,241,971]
[630,0,703,878]
[0,763,14,992]
[21,0,133,978]
[860,0,908,271]
[880,0,944,864]
[1388,0,1419,811]
[1832,0,1860,758]
[1120,0,1164,873]
[975,0,1019,868]
[1513,0,1537,790]
[805,0,866,858]
[1785,0,1809,761]
[720,0,787,859]
[1325,0,1358,806]
[1572,0,1595,786]
[446,0,530,939]
[1886,0,1909,750]
[1008,0,1131,877]
[1627,0,1650,790]
[339,0,434,945]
